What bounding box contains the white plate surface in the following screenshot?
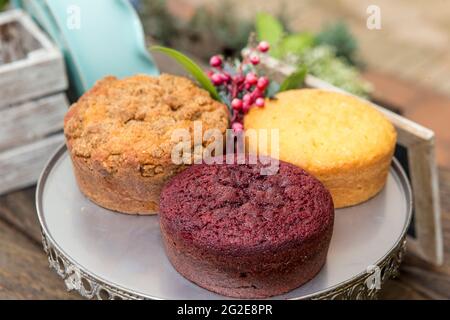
[37,146,412,299]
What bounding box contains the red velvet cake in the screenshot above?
[159,156,334,298]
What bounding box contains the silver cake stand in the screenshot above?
[36,145,412,300]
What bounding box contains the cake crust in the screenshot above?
[160,156,334,298]
[244,89,397,208]
[64,74,229,214]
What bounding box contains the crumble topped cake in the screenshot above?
[64,74,229,215]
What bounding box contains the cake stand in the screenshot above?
[36,145,412,300]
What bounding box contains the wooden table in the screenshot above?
[0,167,448,299]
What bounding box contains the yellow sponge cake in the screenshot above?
[244,89,397,208]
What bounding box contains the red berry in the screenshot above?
[211,73,223,85]
[242,101,252,113]
[255,97,265,108]
[250,54,260,65]
[210,55,223,68]
[258,41,270,53]
[251,88,262,98]
[221,73,231,83]
[243,93,252,103]
[233,74,245,84]
[232,122,244,133]
[231,98,243,110]
[245,73,258,85]
[257,77,269,90]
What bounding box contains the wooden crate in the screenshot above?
[0,10,68,195]
[0,10,67,109]
[0,94,68,151]
[0,134,65,195]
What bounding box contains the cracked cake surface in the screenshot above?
[160,156,334,298]
[64,74,229,214]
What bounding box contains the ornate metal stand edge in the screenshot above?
[41,228,407,300]
[310,237,407,300]
[41,230,145,300]
[38,146,411,300]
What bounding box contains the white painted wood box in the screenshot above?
[0,10,68,195]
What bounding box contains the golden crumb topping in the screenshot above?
[64,74,229,168]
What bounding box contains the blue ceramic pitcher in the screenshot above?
[13,0,159,97]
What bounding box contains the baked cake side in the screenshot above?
[64,74,229,215]
[160,156,334,298]
[244,89,397,208]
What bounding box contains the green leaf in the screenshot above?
[279,66,307,92]
[0,0,8,10]
[315,21,358,65]
[277,33,314,57]
[266,81,280,98]
[150,46,219,100]
[255,13,284,48]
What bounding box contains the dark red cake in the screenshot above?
[159,156,334,298]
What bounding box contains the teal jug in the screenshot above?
[13,0,159,97]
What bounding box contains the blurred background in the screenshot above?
[137,0,450,167]
[0,0,449,300]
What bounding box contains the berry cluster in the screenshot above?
[207,41,272,133]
